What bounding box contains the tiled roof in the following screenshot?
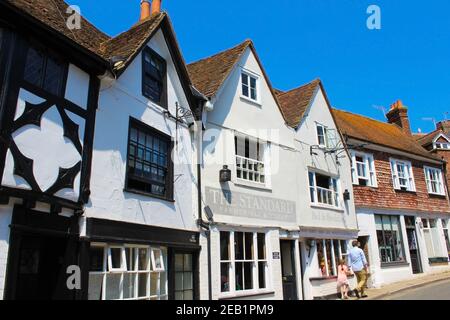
[5,0,166,67]
[332,109,441,161]
[5,0,110,56]
[415,129,442,146]
[99,13,166,68]
[187,40,252,98]
[277,79,321,128]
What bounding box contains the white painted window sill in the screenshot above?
[234,179,272,191]
[310,203,345,213]
[240,95,262,107]
[218,289,275,300]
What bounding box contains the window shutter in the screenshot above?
[264,143,272,188]
[408,163,416,191]
[369,155,377,187]
[350,152,358,184]
[390,160,399,189]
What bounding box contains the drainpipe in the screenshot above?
[194,97,213,300]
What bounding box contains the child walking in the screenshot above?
[337,259,350,300]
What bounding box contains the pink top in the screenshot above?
[337,265,348,283]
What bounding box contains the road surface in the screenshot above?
[382,279,450,300]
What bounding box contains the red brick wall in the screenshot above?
[353,149,450,214]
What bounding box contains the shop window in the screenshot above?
[350,151,377,187]
[309,171,340,207]
[424,166,445,196]
[316,239,348,277]
[235,134,269,185]
[423,219,445,259]
[375,215,406,264]
[219,231,268,294]
[126,118,173,200]
[23,45,67,96]
[390,159,415,192]
[88,244,167,300]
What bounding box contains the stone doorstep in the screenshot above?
[365,271,450,300]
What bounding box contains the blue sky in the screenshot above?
[72,0,450,133]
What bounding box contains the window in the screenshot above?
[23,45,67,96]
[174,253,194,300]
[126,119,173,200]
[309,171,340,208]
[142,47,167,107]
[436,142,450,150]
[424,166,445,196]
[88,245,167,300]
[241,71,258,102]
[235,134,269,185]
[390,159,415,192]
[316,124,327,147]
[375,215,406,264]
[220,231,268,294]
[351,151,377,187]
[443,220,450,258]
[423,219,444,259]
[316,239,348,277]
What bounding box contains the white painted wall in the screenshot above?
[1,65,90,202]
[85,29,198,232]
[295,88,357,233]
[0,202,13,299]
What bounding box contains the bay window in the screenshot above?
[375,215,406,264]
[309,171,340,208]
[424,166,445,196]
[423,219,444,259]
[88,244,167,300]
[220,231,268,294]
[351,151,377,187]
[316,239,348,277]
[235,134,269,186]
[390,159,415,192]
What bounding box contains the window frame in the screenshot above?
[375,215,407,265]
[316,239,348,278]
[234,133,270,187]
[351,151,377,187]
[219,230,269,297]
[424,166,446,196]
[240,69,260,104]
[390,158,416,192]
[88,244,168,301]
[22,41,68,97]
[308,171,341,208]
[316,123,328,148]
[141,47,168,108]
[125,117,174,201]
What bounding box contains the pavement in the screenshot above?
[364,270,450,300]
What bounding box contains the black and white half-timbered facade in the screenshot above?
[0,0,203,300]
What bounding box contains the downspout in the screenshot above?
[194,95,213,300]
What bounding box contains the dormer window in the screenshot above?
[241,71,259,103]
[23,45,67,96]
[142,47,167,108]
[436,142,450,150]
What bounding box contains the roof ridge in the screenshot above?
[278,78,321,97]
[187,39,251,66]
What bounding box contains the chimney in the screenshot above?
[151,0,162,15]
[386,100,411,135]
[437,120,450,134]
[140,0,151,21]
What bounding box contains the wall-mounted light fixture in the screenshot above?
[343,189,351,201]
[219,165,231,183]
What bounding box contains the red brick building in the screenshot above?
[333,101,450,288]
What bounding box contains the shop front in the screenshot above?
[82,218,200,300]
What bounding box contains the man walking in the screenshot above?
[347,240,369,298]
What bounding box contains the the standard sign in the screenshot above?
[205,187,296,223]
